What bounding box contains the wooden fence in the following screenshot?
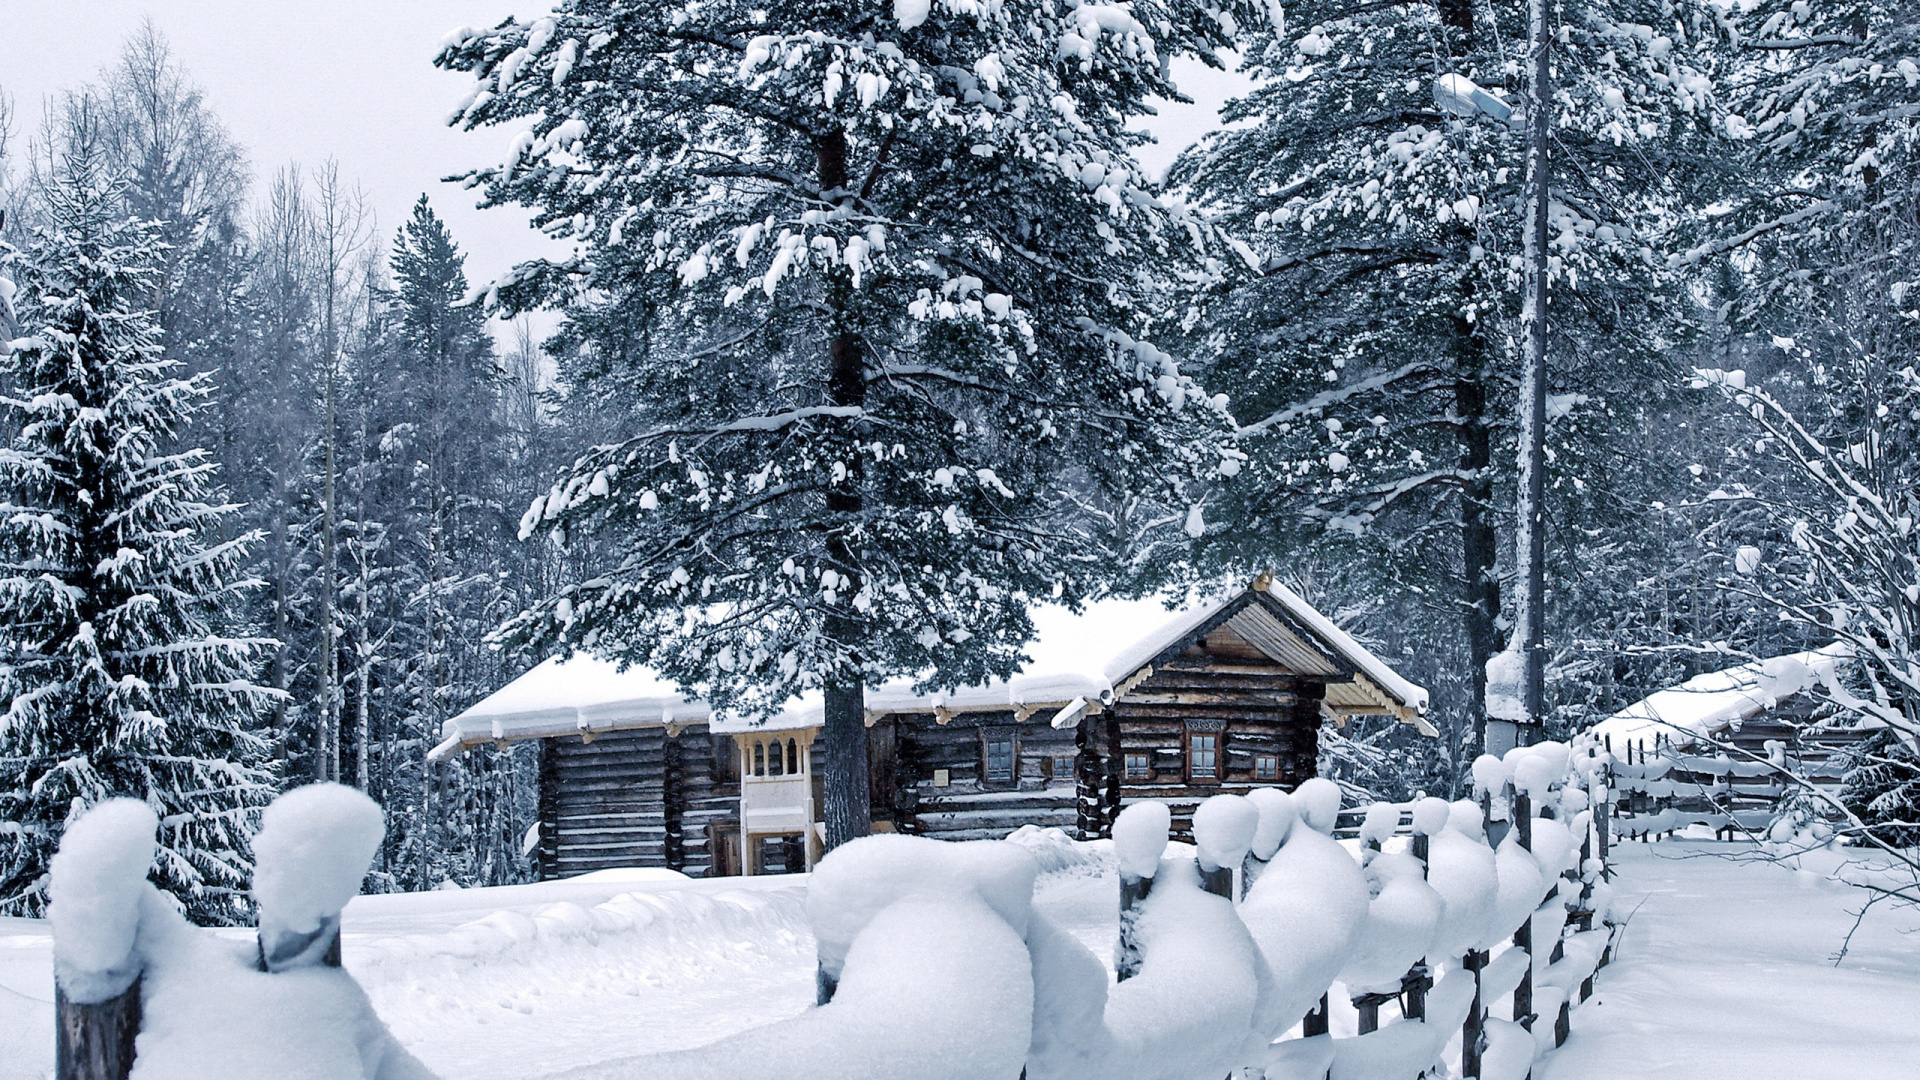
[57,759,1624,1080]
[1300,770,1619,1079]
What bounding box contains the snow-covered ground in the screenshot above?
[1541,839,1920,1080]
[3,837,1916,1080]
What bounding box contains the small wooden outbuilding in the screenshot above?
[432,577,1431,879]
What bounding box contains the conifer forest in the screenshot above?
[3,0,1918,927]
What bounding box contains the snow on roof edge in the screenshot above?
[435,580,1430,756]
[1264,581,1431,716]
[1588,642,1852,747]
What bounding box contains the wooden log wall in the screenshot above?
[882,713,1080,841]
[538,724,739,880]
[1088,654,1324,842]
[681,734,740,877]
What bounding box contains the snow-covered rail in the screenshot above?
[45,740,1621,1080]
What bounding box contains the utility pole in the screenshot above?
[1514,0,1553,750]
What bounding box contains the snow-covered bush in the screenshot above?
[1679,352,1920,903]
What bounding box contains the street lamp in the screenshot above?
[1435,0,1553,759]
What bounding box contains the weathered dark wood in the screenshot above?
[537,738,560,880]
[1513,789,1535,1030]
[1302,993,1330,1038]
[56,979,141,1080]
[868,717,899,826]
[662,733,685,870]
[1401,963,1431,1021]
[1353,990,1394,1035]
[1197,862,1233,897]
[1462,948,1488,1077]
[1116,872,1152,981]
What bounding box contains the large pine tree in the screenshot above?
[436,0,1254,845]
[1170,0,1728,751]
[0,133,276,922]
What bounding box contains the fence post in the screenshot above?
[1463,782,1501,1077]
[1512,786,1534,1033]
[1302,994,1330,1037]
[251,784,385,976]
[1402,819,1431,1024]
[1462,948,1488,1078]
[55,983,141,1080]
[49,800,159,1080]
[1112,801,1171,981]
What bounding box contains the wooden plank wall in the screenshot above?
[538,724,739,880]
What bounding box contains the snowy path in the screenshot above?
[1541,839,1920,1080]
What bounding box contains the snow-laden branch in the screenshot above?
[1238,361,1434,436]
[1668,202,1837,268]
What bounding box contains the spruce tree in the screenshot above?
[436,0,1252,846]
[370,197,528,889]
[0,134,275,922]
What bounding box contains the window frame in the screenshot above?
[1124,753,1152,781]
[1185,725,1223,783]
[982,730,1017,784]
[1253,753,1280,781]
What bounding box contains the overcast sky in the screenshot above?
[6,3,1246,339]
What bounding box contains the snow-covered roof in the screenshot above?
[430,580,1432,759]
[1588,643,1851,748]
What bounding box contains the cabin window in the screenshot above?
[753,741,766,777]
[787,738,800,774]
[1254,754,1280,781]
[1125,753,1151,780]
[1052,754,1076,780]
[984,734,1016,782]
[1187,730,1221,781]
[768,738,783,776]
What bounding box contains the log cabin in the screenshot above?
[430,577,1431,879]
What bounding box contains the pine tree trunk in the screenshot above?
[1516,0,1554,743]
[271,510,290,758]
[817,127,872,852]
[354,390,373,793]
[821,674,870,851]
[1455,335,1500,755]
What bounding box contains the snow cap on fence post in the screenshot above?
[50,799,158,1004]
[1245,787,1297,862]
[1193,793,1259,899]
[1192,793,1258,872]
[1411,797,1451,838]
[1294,777,1343,835]
[253,783,385,972]
[1112,800,1170,982]
[1113,800,1172,880]
[1359,802,1400,852]
[1471,754,1511,797]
